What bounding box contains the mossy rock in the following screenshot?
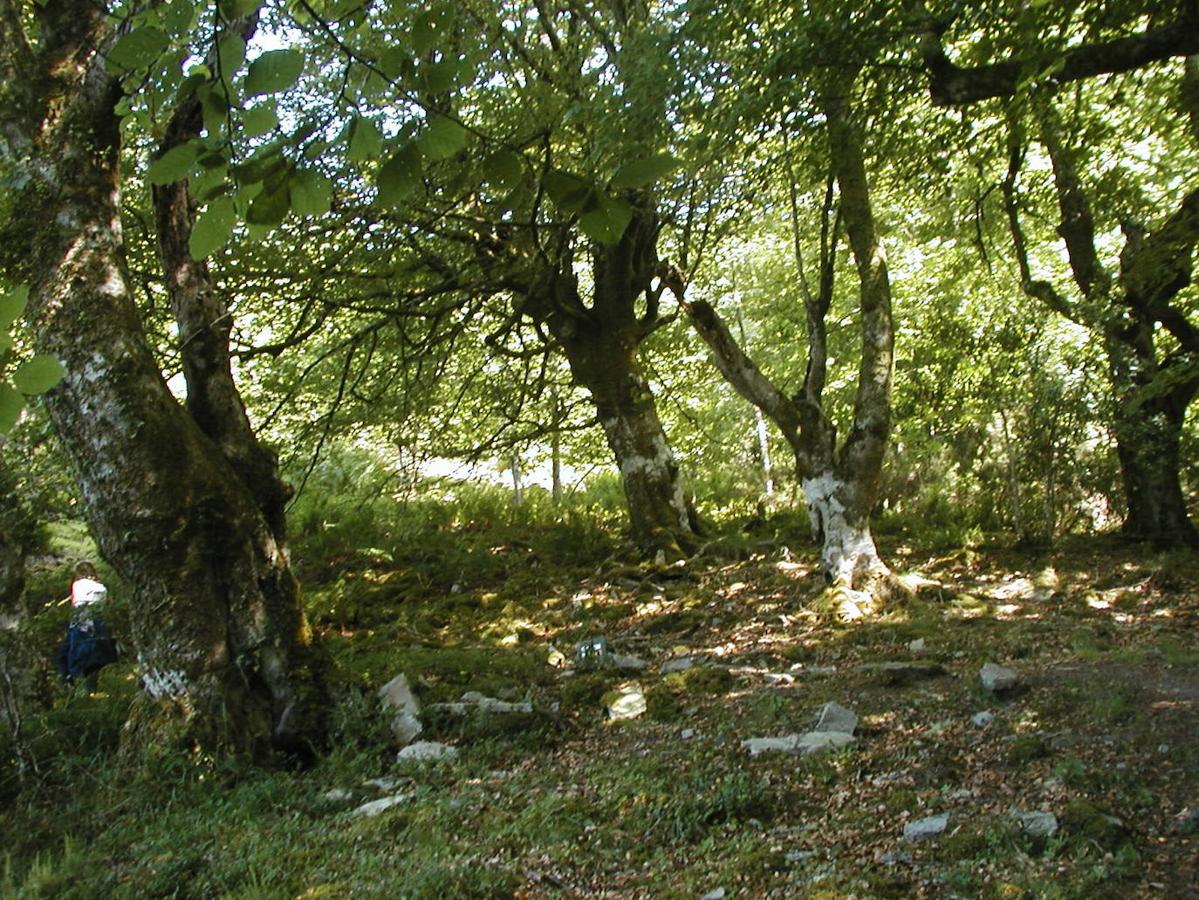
[663,665,735,696]
[559,672,615,711]
[1061,799,1130,850]
[644,683,682,722]
[1005,734,1051,766]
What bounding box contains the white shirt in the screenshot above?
[71,577,107,607]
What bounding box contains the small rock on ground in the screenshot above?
[904,812,949,842]
[971,710,995,727]
[814,701,858,735]
[797,731,857,755]
[980,662,1021,692]
[396,741,459,763]
[351,794,409,818]
[1010,809,1059,838]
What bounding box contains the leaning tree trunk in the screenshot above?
[151,13,292,541]
[0,0,327,760]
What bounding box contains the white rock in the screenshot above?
[660,657,694,674]
[397,741,459,763]
[909,638,926,654]
[610,653,647,671]
[605,684,647,720]
[903,812,949,842]
[742,734,800,756]
[681,728,695,740]
[363,777,403,793]
[1010,809,1059,838]
[700,888,725,900]
[980,662,1021,692]
[971,710,995,728]
[351,794,409,818]
[797,731,856,755]
[786,850,817,863]
[378,673,423,747]
[814,701,858,735]
[323,788,353,802]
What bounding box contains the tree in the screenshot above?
[0,0,328,759]
[917,0,1199,546]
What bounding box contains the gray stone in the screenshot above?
[363,776,403,793]
[378,673,423,747]
[700,889,725,900]
[797,731,856,755]
[322,788,353,802]
[609,652,646,671]
[908,638,926,654]
[878,850,913,866]
[971,710,995,727]
[903,813,949,842]
[660,657,694,674]
[814,701,858,736]
[604,684,646,720]
[351,794,410,818]
[397,741,459,764]
[742,734,800,756]
[980,662,1021,692]
[1010,809,1059,838]
[680,728,695,740]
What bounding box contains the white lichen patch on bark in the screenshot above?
[803,473,888,588]
[140,665,189,699]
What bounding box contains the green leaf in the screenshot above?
[108,27,169,72]
[162,0,198,35]
[610,153,680,190]
[219,0,263,19]
[246,183,291,226]
[189,196,237,260]
[12,354,65,395]
[217,32,246,77]
[483,150,523,190]
[378,46,410,81]
[348,117,384,162]
[377,144,422,207]
[0,285,29,329]
[411,11,439,55]
[242,104,278,137]
[0,333,12,355]
[291,170,333,217]
[0,385,22,434]
[543,169,592,214]
[245,49,305,96]
[147,141,201,185]
[418,116,467,161]
[579,195,633,244]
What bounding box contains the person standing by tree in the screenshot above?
[54,561,117,692]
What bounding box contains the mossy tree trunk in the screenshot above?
[0,0,327,759]
[525,207,697,559]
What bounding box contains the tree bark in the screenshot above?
[0,453,30,625]
[525,208,697,558]
[0,0,327,760]
[678,77,896,592]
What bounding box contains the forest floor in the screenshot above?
[3,527,1199,898]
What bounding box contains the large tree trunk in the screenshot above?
[0,0,327,760]
[1105,324,1199,547]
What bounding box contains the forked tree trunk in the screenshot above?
[0,0,327,759]
[524,208,698,559]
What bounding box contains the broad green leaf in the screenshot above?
[147,141,201,185]
[483,149,523,190]
[543,169,592,214]
[378,47,410,81]
[217,32,246,77]
[291,170,333,217]
[579,195,633,244]
[411,11,439,55]
[200,86,230,134]
[246,183,291,225]
[0,285,29,329]
[219,0,263,19]
[377,144,422,207]
[245,49,305,96]
[162,0,197,35]
[12,354,65,395]
[189,196,237,260]
[610,153,680,190]
[418,116,467,161]
[0,385,22,434]
[420,59,459,95]
[348,117,384,162]
[107,27,169,72]
[242,104,278,137]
